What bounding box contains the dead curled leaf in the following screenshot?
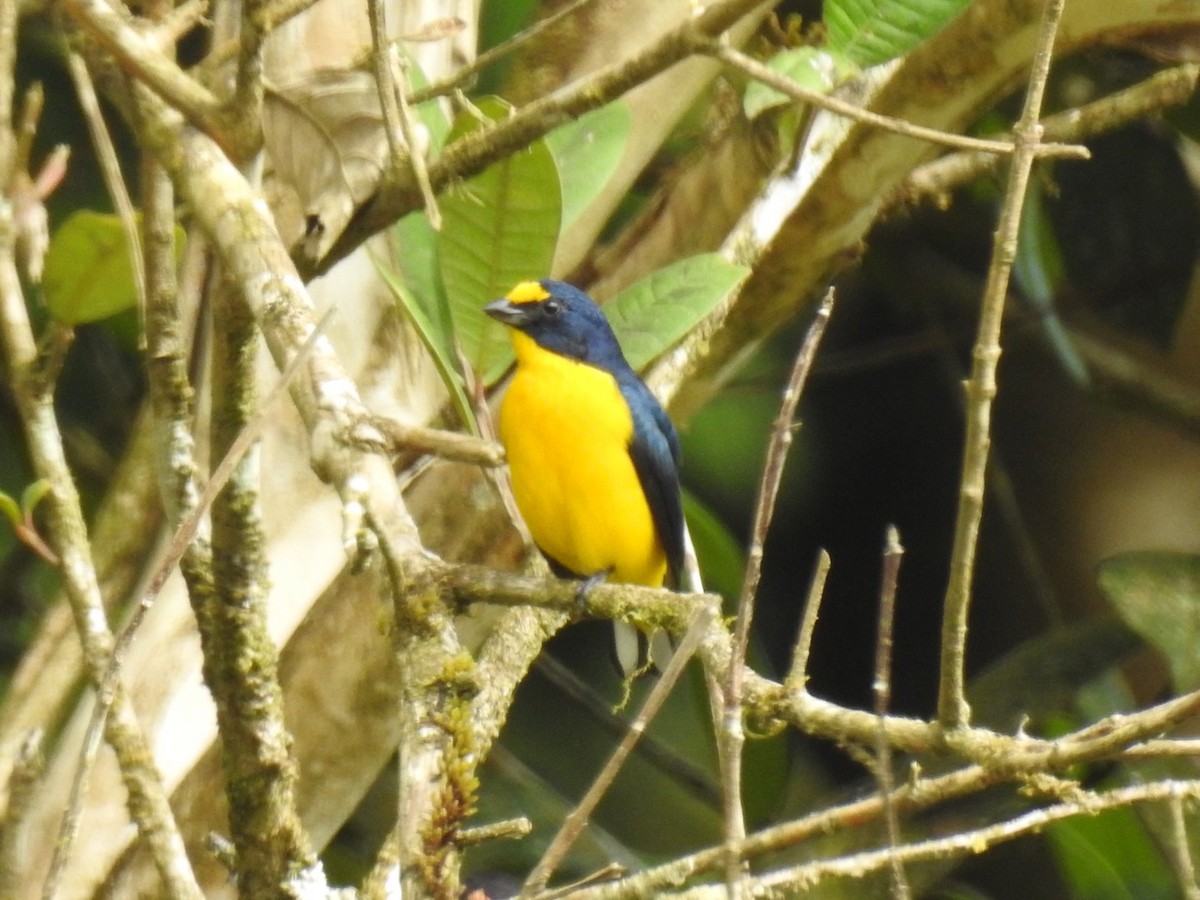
[263,68,429,259]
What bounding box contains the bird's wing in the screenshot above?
[622,376,685,589]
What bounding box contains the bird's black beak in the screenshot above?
[484,298,527,327]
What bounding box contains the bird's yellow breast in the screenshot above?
[500,331,666,586]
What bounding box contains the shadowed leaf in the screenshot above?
[1098,550,1200,691]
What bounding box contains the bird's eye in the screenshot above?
[543,298,562,316]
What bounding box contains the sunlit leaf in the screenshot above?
[438,97,562,384]
[43,211,176,324]
[603,254,749,372]
[826,0,972,67]
[1098,550,1200,691]
[545,102,630,227]
[743,47,858,119]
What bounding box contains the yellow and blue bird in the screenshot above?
[485,280,684,666]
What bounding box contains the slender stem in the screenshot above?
[936,0,1066,729]
[407,0,598,104]
[721,289,834,893]
[0,144,204,900]
[784,548,831,693]
[706,43,1088,161]
[64,51,146,335]
[523,603,715,895]
[901,63,1199,205]
[58,0,226,141]
[873,526,908,900]
[1169,795,1200,900]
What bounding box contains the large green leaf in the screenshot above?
[603,254,749,372]
[1097,550,1200,691]
[825,0,972,68]
[43,211,181,324]
[545,101,630,228]
[437,96,562,384]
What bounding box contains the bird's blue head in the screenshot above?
[485,280,626,369]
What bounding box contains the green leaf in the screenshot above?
[743,47,858,119]
[1015,181,1088,386]
[0,491,19,528]
[438,97,562,384]
[374,241,477,434]
[1047,807,1173,900]
[42,211,182,324]
[401,52,451,154]
[825,0,972,68]
[603,254,749,372]
[1098,550,1200,691]
[682,490,744,606]
[545,102,631,228]
[20,479,52,516]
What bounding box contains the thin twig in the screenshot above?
[937,0,1066,729]
[900,62,1200,205]
[706,43,1089,162]
[314,0,769,275]
[873,526,909,900]
[407,0,597,104]
[1169,795,1200,900]
[107,306,336,676]
[784,548,831,693]
[738,781,1200,898]
[0,151,205,900]
[392,52,441,229]
[42,694,109,900]
[354,412,504,466]
[722,288,834,893]
[368,0,414,198]
[64,49,146,340]
[53,309,336,885]
[523,602,715,895]
[0,730,43,898]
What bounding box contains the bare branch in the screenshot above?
[524,602,715,895]
[873,526,908,900]
[938,0,1066,728]
[900,62,1200,205]
[707,43,1089,161]
[58,0,226,141]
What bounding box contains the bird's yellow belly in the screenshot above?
[500,351,666,587]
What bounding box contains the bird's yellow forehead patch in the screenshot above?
[507,281,550,304]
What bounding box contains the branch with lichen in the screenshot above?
[0,88,203,900]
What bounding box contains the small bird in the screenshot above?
[485,280,685,670]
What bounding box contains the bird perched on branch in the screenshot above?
[485,280,685,672]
